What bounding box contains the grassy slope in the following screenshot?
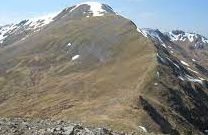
[0,15,158,133]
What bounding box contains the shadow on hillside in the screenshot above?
[160,81,208,134]
[181,82,208,132]
[139,96,179,135]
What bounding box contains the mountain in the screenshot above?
[0,2,154,134]
[0,13,58,47]
[166,30,208,48]
[56,2,116,18]
[0,2,208,135]
[141,28,208,73]
[139,28,208,134]
[0,2,116,47]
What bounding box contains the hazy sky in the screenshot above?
[0,0,207,37]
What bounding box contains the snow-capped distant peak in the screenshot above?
[68,2,115,17]
[166,30,208,44]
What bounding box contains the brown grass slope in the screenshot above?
[0,15,160,134]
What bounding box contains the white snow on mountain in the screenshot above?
[67,43,72,47]
[138,28,207,86]
[0,12,59,44]
[167,30,208,44]
[0,2,115,45]
[188,67,198,74]
[24,12,58,30]
[72,55,80,61]
[137,28,148,37]
[140,28,168,48]
[0,24,17,43]
[192,59,196,62]
[180,60,189,66]
[139,126,147,132]
[139,28,208,45]
[69,2,114,17]
[202,37,208,43]
[168,31,196,42]
[84,2,107,16]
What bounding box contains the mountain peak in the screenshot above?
[166,30,208,44]
[81,2,114,15]
[71,2,115,17]
[56,2,116,19]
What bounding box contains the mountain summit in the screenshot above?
[58,2,116,18]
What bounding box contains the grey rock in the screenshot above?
[0,118,140,135]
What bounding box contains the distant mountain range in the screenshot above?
[0,2,208,135]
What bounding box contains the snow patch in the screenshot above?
[0,12,59,44]
[186,75,204,84]
[192,59,196,62]
[25,12,58,30]
[69,2,112,17]
[168,31,198,43]
[84,2,107,16]
[137,28,148,37]
[157,71,160,78]
[178,76,185,81]
[67,43,72,47]
[180,60,189,66]
[139,126,147,132]
[187,67,198,74]
[187,33,195,42]
[161,43,167,48]
[168,46,172,49]
[142,29,167,48]
[202,37,208,44]
[0,24,17,43]
[72,55,80,61]
[157,53,166,63]
[179,74,205,85]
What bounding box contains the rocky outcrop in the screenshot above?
[0,118,157,135]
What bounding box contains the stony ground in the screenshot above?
[0,118,158,135]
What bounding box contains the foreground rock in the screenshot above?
[0,118,159,135]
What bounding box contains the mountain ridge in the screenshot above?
[1,2,207,48]
[0,2,117,47]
